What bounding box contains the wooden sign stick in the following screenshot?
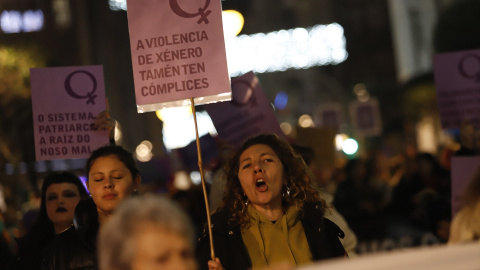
[190,97,215,260]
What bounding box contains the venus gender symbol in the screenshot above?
[169,0,212,24]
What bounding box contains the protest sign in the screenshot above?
[349,98,382,137]
[30,65,109,161]
[204,71,284,147]
[299,241,480,270]
[451,156,480,217]
[314,103,344,132]
[126,0,231,112]
[434,48,480,129]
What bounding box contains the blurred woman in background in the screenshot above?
[74,145,142,268]
[15,171,89,270]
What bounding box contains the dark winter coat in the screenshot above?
[196,201,347,270]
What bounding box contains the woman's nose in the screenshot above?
[104,178,114,188]
[253,163,264,174]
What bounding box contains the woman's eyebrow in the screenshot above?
[240,152,274,164]
[239,157,252,165]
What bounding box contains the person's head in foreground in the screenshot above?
[98,195,198,270]
[224,133,322,226]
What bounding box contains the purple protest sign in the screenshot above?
[349,98,382,137]
[314,103,344,132]
[126,0,231,112]
[204,71,285,147]
[434,48,480,129]
[30,65,109,161]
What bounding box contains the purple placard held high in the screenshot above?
[30,65,109,161]
[205,72,285,147]
[126,0,231,112]
[434,48,480,129]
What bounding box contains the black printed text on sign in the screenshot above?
[30,66,109,161]
[126,0,231,112]
[434,48,480,129]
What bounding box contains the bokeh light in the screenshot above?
[335,134,349,151]
[280,122,293,135]
[135,140,153,162]
[156,107,217,150]
[222,10,244,38]
[226,23,347,76]
[298,114,314,128]
[173,170,191,190]
[274,91,288,110]
[190,171,201,185]
[342,138,358,155]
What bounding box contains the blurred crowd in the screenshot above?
[0,130,479,270]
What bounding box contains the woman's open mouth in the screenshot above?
[255,179,268,192]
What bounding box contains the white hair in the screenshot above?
[98,194,195,270]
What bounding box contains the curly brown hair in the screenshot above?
[220,133,323,228]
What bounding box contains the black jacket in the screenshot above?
[73,197,99,256]
[15,224,96,270]
[41,226,96,270]
[196,201,347,270]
